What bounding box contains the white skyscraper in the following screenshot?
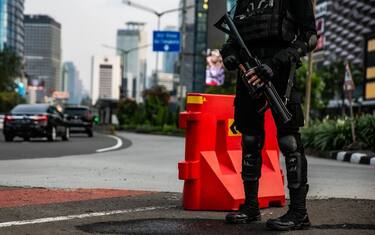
[116,22,148,103]
[90,55,121,105]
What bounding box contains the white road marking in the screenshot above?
[0,206,175,228]
[96,135,123,153]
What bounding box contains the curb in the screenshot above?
[330,151,375,166]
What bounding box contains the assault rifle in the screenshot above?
[215,13,292,124]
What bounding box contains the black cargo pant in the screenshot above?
[234,57,308,190]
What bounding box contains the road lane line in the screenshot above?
[0,206,176,228]
[96,135,123,153]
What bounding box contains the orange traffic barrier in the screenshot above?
[179,93,286,211]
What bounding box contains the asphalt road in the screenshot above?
[0,191,374,235]
[0,132,374,234]
[0,132,373,199]
[0,132,131,160]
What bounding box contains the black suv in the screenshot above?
[3,104,70,142]
[64,106,94,137]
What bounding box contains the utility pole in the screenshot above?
[304,0,317,127]
[179,0,187,110]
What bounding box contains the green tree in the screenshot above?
[295,60,325,110]
[142,85,171,126]
[0,92,24,113]
[318,60,362,103]
[117,98,138,125]
[0,48,23,91]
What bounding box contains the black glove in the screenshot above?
[254,63,274,82]
[223,54,239,71]
[243,64,273,97]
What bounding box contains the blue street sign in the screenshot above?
[153,31,180,52]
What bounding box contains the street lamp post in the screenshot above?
[122,0,194,86]
[103,44,150,98]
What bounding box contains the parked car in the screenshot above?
[3,104,70,142]
[64,106,93,137]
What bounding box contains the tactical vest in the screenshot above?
[233,0,297,44]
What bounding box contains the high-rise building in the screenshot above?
[24,15,62,94]
[314,0,375,67]
[116,22,147,102]
[179,0,226,93]
[62,62,83,105]
[162,26,179,74]
[90,55,121,105]
[0,0,6,50]
[0,0,24,56]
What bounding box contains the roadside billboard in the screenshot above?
[205,49,225,86]
[364,32,375,100]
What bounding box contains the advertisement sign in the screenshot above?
[364,32,375,100]
[316,2,328,18]
[206,49,225,86]
[315,35,325,51]
[316,18,325,35]
[153,31,180,52]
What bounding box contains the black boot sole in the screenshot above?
[266,220,311,231]
[226,214,261,224]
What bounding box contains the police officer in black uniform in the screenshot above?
[219,0,317,231]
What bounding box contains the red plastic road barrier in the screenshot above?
[179,93,285,211]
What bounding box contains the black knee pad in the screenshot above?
[241,134,264,181]
[279,134,308,189]
[278,135,298,154]
[242,134,264,154]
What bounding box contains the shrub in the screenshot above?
[356,115,375,149]
[302,115,375,151]
[117,85,181,136]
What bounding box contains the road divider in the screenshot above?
[96,135,123,153]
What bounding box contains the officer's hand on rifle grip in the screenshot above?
[244,64,274,85]
[245,69,263,87]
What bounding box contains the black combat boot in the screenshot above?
[266,185,311,230]
[226,181,261,224]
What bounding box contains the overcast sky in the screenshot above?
[25,0,180,92]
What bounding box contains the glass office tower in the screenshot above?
[0,0,8,51]
[0,0,24,56]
